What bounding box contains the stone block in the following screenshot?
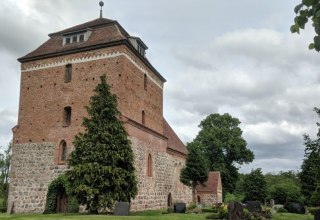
[114,202,130,216]
[246,201,262,213]
[228,201,244,220]
[174,203,186,213]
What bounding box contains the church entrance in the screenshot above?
[197,195,201,204]
[167,193,172,207]
[56,187,68,213]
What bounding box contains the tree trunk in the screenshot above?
[192,186,196,203]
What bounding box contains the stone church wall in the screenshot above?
[7,142,67,213]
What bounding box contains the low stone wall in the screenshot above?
[7,142,67,213]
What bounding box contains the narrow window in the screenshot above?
[63,106,71,126]
[65,37,71,44]
[142,110,145,125]
[79,34,85,42]
[65,64,72,82]
[147,154,152,177]
[60,140,67,162]
[144,74,147,90]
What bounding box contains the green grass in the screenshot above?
[272,213,313,220]
[0,212,209,220]
[0,211,314,220]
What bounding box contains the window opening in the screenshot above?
[144,74,147,90]
[63,106,71,126]
[142,110,145,125]
[147,154,152,177]
[65,64,72,83]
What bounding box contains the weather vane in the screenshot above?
[99,1,104,18]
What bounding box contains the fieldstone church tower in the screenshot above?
[8,8,192,213]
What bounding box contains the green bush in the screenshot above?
[308,207,320,215]
[224,192,244,203]
[187,202,197,210]
[43,174,79,214]
[277,207,288,213]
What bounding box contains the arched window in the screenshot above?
[59,140,67,163]
[147,154,152,177]
[63,106,71,126]
[65,64,72,83]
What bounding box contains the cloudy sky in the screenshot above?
[1,0,320,173]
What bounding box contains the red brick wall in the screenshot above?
[14,46,164,160]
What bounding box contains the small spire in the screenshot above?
[99,1,104,18]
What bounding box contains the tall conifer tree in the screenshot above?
[67,75,137,214]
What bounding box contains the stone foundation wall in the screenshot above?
[8,142,67,213]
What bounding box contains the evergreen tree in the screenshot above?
[243,168,267,202]
[180,142,208,203]
[190,113,254,194]
[67,75,137,214]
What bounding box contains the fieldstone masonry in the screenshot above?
[8,143,67,213]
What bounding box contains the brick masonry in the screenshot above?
[8,43,192,213]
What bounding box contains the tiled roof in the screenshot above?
[196,171,222,193]
[19,18,126,61]
[18,17,166,82]
[163,119,188,155]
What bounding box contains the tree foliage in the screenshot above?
[190,113,254,194]
[67,75,137,214]
[299,107,320,205]
[44,174,79,214]
[180,143,208,203]
[291,0,320,51]
[265,171,302,204]
[242,168,267,202]
[0,142,12,210]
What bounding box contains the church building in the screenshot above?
[8,3,192,213]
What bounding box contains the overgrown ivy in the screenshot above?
[43,174,79,214]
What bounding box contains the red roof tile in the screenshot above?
[196,171,222,193]
[163,119,188,155]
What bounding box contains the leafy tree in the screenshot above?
[242,168,267,202]
[0,142,12,209]
[67,75,137,214]
[299,107,320,204]
[310,184,320,206]
[190,113,254,194]
[265,171,302,204]
[180,143,208,203]
[291,0,320,51]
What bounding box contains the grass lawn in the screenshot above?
[0,212,209,220]
[0,211,314,220]
[272,213,314,220]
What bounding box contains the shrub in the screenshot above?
[224,192,244,203]
[308,207,320,215]
[276,207,288,213]
[187,202,197,210]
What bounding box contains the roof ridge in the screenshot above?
[49,17,115,36]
